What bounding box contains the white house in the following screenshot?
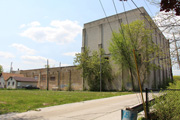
[6,76,37,89]
[0,73,24,88]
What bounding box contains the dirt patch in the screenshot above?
[0,101,7,104]
[42,103,50,106]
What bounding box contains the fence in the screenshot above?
[145,88,180,120]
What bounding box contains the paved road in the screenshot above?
[0,93,145,120]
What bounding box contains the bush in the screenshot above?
[151,90,180,120]
[150,76,180,120]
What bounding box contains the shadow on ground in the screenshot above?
[0,113,46,120]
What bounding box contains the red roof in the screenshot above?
[1,73,24,81]
[10,76,38,82]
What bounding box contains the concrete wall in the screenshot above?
[82,7,172,90]
[20,66,83,90]
[0,77,5,88]
[17,82,37,88]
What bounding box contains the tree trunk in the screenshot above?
[129,67,135,91]
[173,33,180,68]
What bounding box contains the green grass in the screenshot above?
[168,76,180,89]
[0,90,132,114]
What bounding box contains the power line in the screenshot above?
[112,0,121,27]
[99,0,113,33]
[143,0,154,17]
[131,0,154,28]
[122,1,130,26]
[126,1,139,18]
[112,0,127,42]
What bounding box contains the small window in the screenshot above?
[0,82,1,85]
[104,57,109,60]
[34,76,38,80]
[42,75,46,80]
[8,82,10,85]
[50,77,55,81]
[12,82,14,86]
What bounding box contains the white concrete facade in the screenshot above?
[6,77,37,89]
[7,77,17,89]
[82,7,172,90]
[0,76,5,88]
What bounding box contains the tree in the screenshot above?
[74,48,112,91]
[120,0,180,15]
[109,20,161,90]
[160,0,180,15]
[0,65,3,74]
[154,11,180,69]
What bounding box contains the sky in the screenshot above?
[1,0,179,75]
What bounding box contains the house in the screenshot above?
[6,76,37,89]
[0,73,24,88]
[82,7,172,90]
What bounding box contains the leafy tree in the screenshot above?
[0,65,3,74]
[109,20,161,90]
[154,11,180,69]
[74,48,112,91]
[121,0,180,15]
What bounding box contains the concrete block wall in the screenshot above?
[20,66,83,91]
[82,7,172,90]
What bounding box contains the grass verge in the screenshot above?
[0,90,132,114]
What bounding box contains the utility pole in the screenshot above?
[46,59,49,90]
[10,62,13,73]
[98,44,102,92]
[100,52,102,92]
[58,62,61,90]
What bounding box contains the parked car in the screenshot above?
[24,85,39,89]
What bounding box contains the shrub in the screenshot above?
[152,90,180,120]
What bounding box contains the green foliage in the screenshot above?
[150,76,180,120]
[0,90,132,114]
[0,65,3,74]
[74,48,113,91]
[109,20,161,89]
[152,91,180,120]
[168,76,180,89]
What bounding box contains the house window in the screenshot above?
[12,82,14,86]
[8,82,10,86]
[50,77,55,81]
[104,57,109,60]
[42,75,46,80]
[34,76,38,80]
[0,82,1,85]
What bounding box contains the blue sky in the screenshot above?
[2,0,178,75]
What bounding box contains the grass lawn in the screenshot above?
[0,90,133,115]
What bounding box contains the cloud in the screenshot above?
[21,55,71,69]
[19,21,41,29]
[29,21,41,27]
[63,52,79,57]
[19,24,26,29]
[11,43,36,55]
[21,55,59,67]
[20,20,82,44]
[0,51,15,59]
